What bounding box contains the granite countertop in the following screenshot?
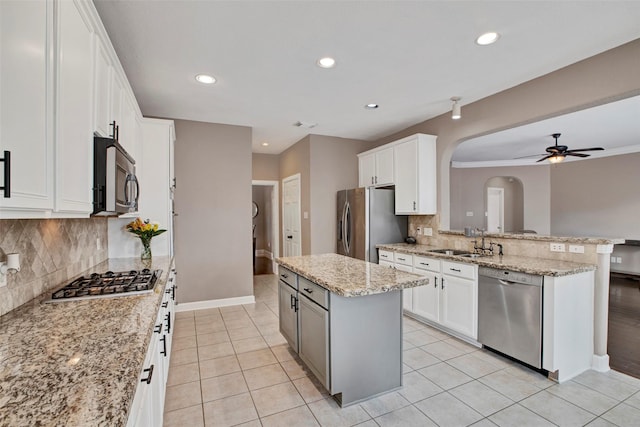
[0,256,173,426]
[377,243,596,277]
[438,230,624,245]
[276,253,429,297]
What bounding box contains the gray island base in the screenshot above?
[276,253,428,407]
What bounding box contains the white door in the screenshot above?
[486,187,504,233]
[282,174,301,256]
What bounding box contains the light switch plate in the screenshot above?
[423,228,433,236]
[569,245,584,254]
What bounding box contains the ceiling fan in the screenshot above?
[520,133,605,163]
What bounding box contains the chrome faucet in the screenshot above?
[473,229,504,256]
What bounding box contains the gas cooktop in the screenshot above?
[47,269,162,303]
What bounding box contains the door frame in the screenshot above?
[252,180,280,273]
[282,173,302,257]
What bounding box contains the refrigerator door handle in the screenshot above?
[343,201,351,255]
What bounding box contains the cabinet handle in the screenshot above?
[165,313,171,334]
[450,268,461,273]
[375,176,378,184]
[303,287,313,293]
[287,235,293,239]
[398,257,406,261]
[141,364,154,384]
[413,201,416,211]
[371,176,374,185]
[0,151,10,198]
[160,336,167,356]
[420,262,429,266]
[441,278,445,289]
[171,286,176,301]
[434,277,438,288]
[162,301,169,308]
[154,323,162,334]
[281,274,288,279]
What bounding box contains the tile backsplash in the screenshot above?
[0,218,108,316]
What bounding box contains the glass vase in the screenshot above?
[140,237,152,261]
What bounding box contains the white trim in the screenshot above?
[591,354,610,372]
[252,179,280,273]
[597,244,614,254]
[176,295,256,312]
[256,249,273,259]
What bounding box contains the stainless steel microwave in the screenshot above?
[93,136,139,216]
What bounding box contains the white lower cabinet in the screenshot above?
[127,267,176,427]
[379,250,478,340]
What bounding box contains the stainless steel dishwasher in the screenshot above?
[477,267,543,368]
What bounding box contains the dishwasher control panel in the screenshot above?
[478,267,542,286]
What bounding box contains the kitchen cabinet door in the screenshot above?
[358,153,375,187]
[375,147,394,186]
[54,0,94,214]
[394,135,437,215]
[278,281,299,353]
[299,294,329,389]
[440,274,477,339]
[119,94,138,157]
[412,270,439,323]
[395,263,414,312]
[93,37,112,137]
[0,0,54,214]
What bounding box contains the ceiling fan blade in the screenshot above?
[564,147,604,153]
[536,155,554,163]
[514,153,547,159]
[566,152,590,158]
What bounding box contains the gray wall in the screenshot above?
[551,152,640,240]
[252,153,280,181]
[450,166,551,234]
[174,119,253,303]
[309,135,376,254]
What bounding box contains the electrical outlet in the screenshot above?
[616,257,623,264]
[569,245,584,254]
[423,227,433,236]
[550,243,566,252]
[416,227,422,235]
[611,256,616,263]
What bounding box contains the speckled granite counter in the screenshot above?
[276,253,428,296]
[438,230,624,245]
[0,256,173,426]
[377,243,596,277]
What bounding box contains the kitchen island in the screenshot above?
[0,257,173,426]
[276,253,428,407]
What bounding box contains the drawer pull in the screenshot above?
[420,262,429,266]
[141,365,154,384]
[450,268,461,273]
[434,277,438,288]
[153,323,162,334]
[441,278,445,289]
[398,257,406,261]
[162,301,169,308]
[281,274,288,279]
[303,287,313,293]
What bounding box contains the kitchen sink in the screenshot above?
[458,253,486,259]
[429,249,469,255]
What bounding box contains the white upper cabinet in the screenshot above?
[394,134,437,215]
[93,37,112,138]
[119,93,138,157]
[54,0,94,214]
[1,0,143,218]
[0,0,54,214]
[358,146,393,187]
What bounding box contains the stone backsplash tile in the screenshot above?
[0,218,108,316]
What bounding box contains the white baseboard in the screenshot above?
[592,354,610,372]
[176,295,256,312]
[255,249,273,259]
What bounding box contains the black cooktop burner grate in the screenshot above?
[50,269,162,301]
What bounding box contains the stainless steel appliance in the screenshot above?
[337,187,407,263]
[47,269,162,302]
[93,135,139,216]
[477,266,543,368]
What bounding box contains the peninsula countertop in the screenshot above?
[276,253,429,297]
[0,256,172,426]
[377,243,597,277]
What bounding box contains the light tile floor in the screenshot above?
[164,275,640,427]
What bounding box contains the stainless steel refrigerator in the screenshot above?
[337,187,408,263]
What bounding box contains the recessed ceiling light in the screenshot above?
[316,57,336,68]
[365,103,379,109]
[195,74,216,84]
[475,32,500,46]
[261,142,269,147]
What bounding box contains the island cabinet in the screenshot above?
[277,254,427,407]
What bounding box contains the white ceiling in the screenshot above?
[93,1,640,155]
